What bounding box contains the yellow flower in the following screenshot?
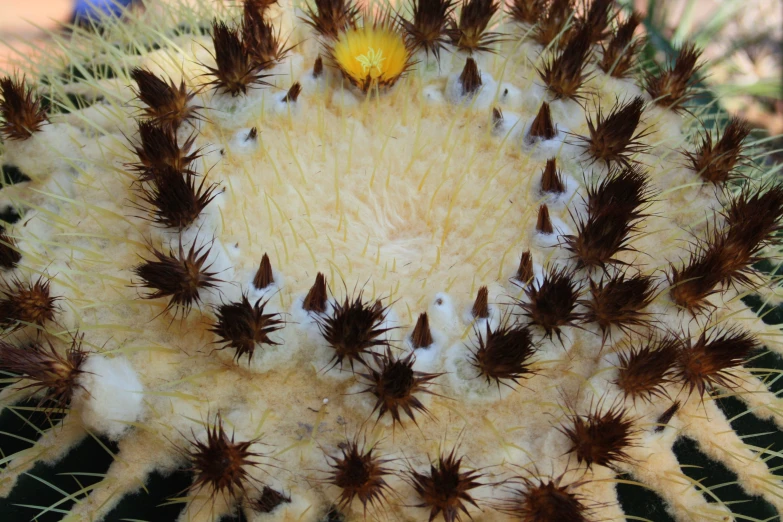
[332,25,411,92]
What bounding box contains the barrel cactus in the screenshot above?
[0,1,782,521]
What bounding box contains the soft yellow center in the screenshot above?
[333,26,408,86]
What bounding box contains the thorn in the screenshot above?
[303,272,327,313]
[283,82,302,103]
[313,55,324,78]
[246,127,258,141]
[536,204,554,234]
[253,253,274,289]
[459,58,482,96]
[528,102,556,141]
[515,251,533,283]
[411,312,434,348]
[541,158,565,193]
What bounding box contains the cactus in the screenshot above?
[0,1,782,521]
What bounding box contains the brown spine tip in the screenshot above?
[541,158,565,194]
[561,403,636,468]
[527,102,556,141]
[283,82,302,103]
[0,75,47,141]
[508,0,547,25]
[253,253,274,289]
[500,476,589,522]
[0,275,59,331]
[654,401,680,433]
[469,322,536,387]
[471,286,489,319]
[450,0,502,54]
[0,231,22,270]
[537,24,592,100]
[327,438,393,512]
[459,58,483,97]
[401,0,455,60]
[130,68,199,130]
[583,271,655,341]
[644,42,703,113]
[408,449,484,522]
[599,12,642,78]
[313,55,324,77]
[303,272,328,313]
[205,21,271,97]
[536,204,553,234]
[580,0,614,44]
[246,127,258,141]
[131,120,201,177]
[242,2,290,68]
[134,166,219,230]
[532,0,575,47]
[302,0,359,40]
[517,265,582,342]
[515,251,534,284]
[685,116,751,184]
[184,413,265,504]
[492,107,503,130]
[411,312,434,348]
[580,96,649,167]
[210,294,284,364]
[359,348,440,427]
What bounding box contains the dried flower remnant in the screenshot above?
[614,336,679,402]
[184,414,265,504]
[538,24,591,100]
[579,96,649,167]
[458,57,483,96]
[0,276,58,331]
[253,253,274,289]
[359,348,440,427]
[0,75,47,140]
[685,117,751,184]
[132,242,220,315]
[499,476,589,522]
[317,293,393,372]
[408,449,484,522]
[535,204,553,234]
[327,438,393,513]
[130,68,199,130]
[449,0,502,54]
[0,336,87,416]
[561,403,636,468]
[599,12,642,78]
[206,21,271,96]
[210,295,284,363]
[674,327,759,399]
[401,0,455,60]
[517,266,582,342]
[471,285,489,319]
[303,272,328,313]
[283,82,303,102]
[302,0,360,40]
[515,251,534,284]
[645,42,702,113]
[411,312,434,348]
[540,159,565,194]
[469,322,536,388]
[654,401,680,432]
[527,102,556,142]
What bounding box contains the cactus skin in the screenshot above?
[0,1,782,522]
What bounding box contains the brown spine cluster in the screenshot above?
[578,0,614,44]
[242,0,291,69]
[674,326,758,398]
[408,449,484,522]
[0,75,47,141]
[359,348,440,427]
[0,275,58,331]
[564,165,652,269]
[401,0,455,60]
[537,24,591,100]
[582,271,655,341]
[527,102,556,142]
[449,0,502,54]
[614,336,678,402]
[252,253,274,289]
[517,266,582,342]
[130,68,199,130]
[133,165,219,230]
[327,438,393,513]
[469,322,536,388]
[644,43,702,113]
[531,0,575,47]
[598,12,642,78]
[561,403,636,468]
[210,295,284,363]
[130,120,200,177]
[459,57,483,96]
[132,242,220,316]
[205,21,271,96]
[316,293,393,371]
[515,251,534,284]
[684,116,751,184]
[184,414,264,504]
[0,336,86,416]
[302,0,359,40]
[578,96,649,167]
[669,184,783,313]
[411,312,434,348]
[500,476,589,522]
[540,158,565,194]
[303,272,328,313]
[507,0,547,25]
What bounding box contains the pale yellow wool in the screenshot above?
[0,2,782,522]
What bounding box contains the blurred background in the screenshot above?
[0,0,781,133]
